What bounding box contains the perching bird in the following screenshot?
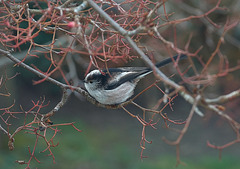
[84,54,186,105]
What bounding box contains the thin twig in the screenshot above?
[205,89,240,104]
[163,95,201,165]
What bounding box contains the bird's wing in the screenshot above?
[103,68,148,90]
[103,54,187,90]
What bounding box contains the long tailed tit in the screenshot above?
[84,54,186,105]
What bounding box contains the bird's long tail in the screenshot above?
[154,54,187,68]
[136,54,187,79]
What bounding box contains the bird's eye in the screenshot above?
[89,80,93,83]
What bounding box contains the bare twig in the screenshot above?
[0,49,69,89]
[163,95,201,165]
[86,0,183,90]
[0,49,133,109]
[0,124,9,135]
[43,88,70,120]
[205,89,240,104]
[178,1,240,49]
[55,1,89,15]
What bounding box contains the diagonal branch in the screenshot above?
[205,89,240,104]
[0,49,131,109]
[86,0,183,90]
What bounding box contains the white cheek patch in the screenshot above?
[85,70,101,81]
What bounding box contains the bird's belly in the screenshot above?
[93,82,135,105]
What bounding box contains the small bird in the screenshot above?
[84,54,187,105]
